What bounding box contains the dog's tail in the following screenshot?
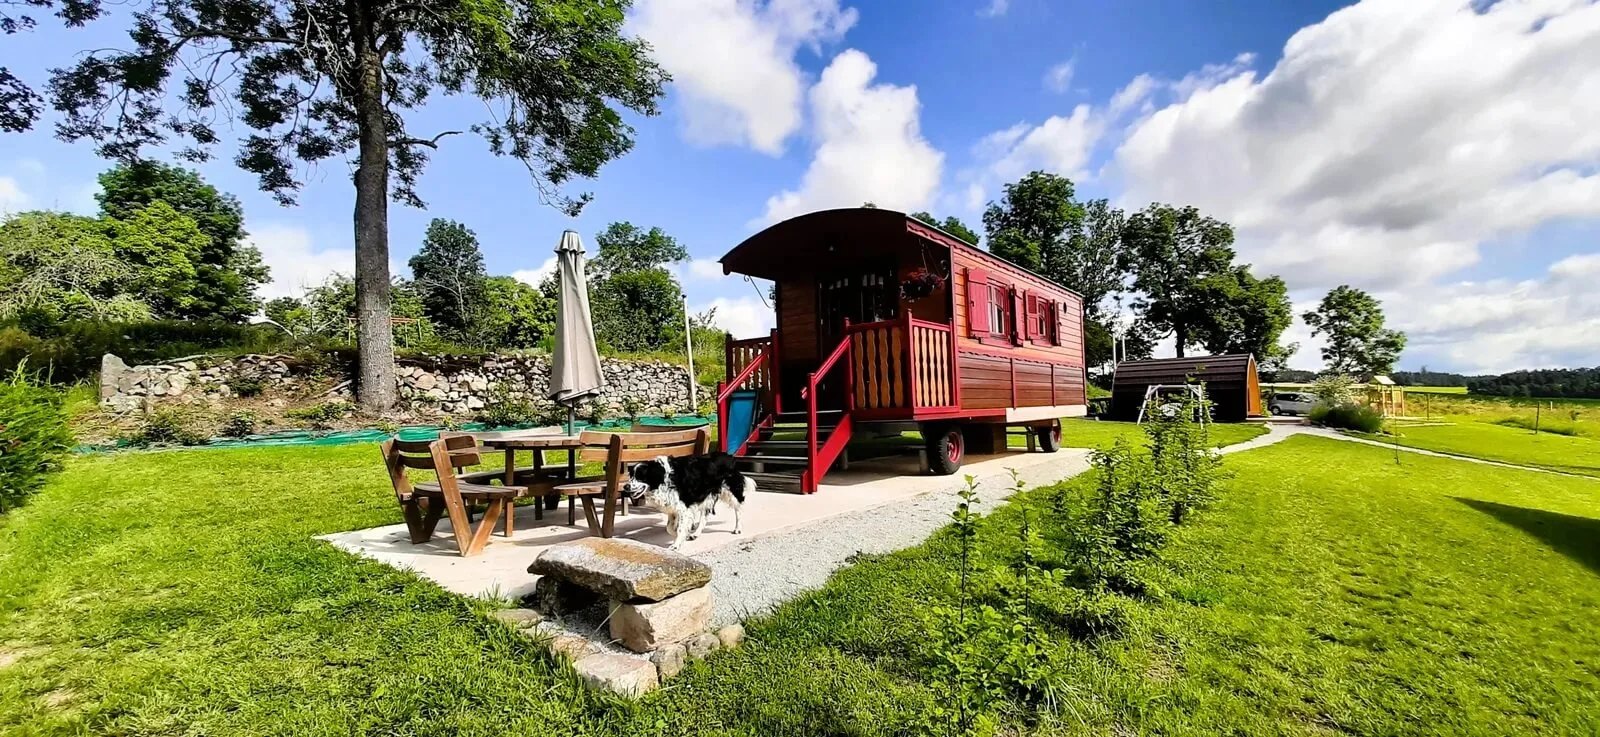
[739,474,756,502]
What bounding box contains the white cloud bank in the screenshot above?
[762,49,943,222]
[628,0,857,154]
[248,224,353,301]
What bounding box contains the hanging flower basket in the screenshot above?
[899,268,945,301]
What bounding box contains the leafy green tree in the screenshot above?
[1302,285,1407,376]
[474,276,555,349]
[104,201,207,318]
[47,1,668,412]
[0,210,146,321]
[911,211,980,245]
[1119,204,1236,357]
[0,0,101,132]
[97,161,268,322]
[1189,267,1296,371]
[1064,199,1126,320]
[590,222,688,282]
[409,218,488,340]
[594,268,683,353]
[982,171,1085,274]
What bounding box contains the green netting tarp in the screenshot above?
[77,417,713,454]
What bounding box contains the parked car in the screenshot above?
[1269,391,1316,416]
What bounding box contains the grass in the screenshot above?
[1052,417,1267,451]
[1361,421,1600,478]
[8,434,1595,734]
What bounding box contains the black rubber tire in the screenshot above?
[1268,405,1281,416]
[1034,419,1062,453]
[923,423,964,475]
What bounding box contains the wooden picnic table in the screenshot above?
[471,430,582,516]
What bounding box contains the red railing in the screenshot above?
[717,340,773,455]
[801,325,859,493]
[845,315,959,415]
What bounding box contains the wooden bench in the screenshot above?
[554,427,710,537]
[380,435,528,557]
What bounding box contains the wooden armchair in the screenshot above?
[555,427,710,537]
[441,431,569,522]
[380,435,526,557]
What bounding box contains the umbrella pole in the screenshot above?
[567,404,576,436]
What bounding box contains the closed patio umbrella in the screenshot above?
[548,230,604,434]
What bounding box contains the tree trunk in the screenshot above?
[1174,324,1187,358]
[352,43,396,412]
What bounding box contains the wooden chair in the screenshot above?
[441,431,569,524]
[380,436,526,557]
[555,427,710,537]
[630,420,711,433]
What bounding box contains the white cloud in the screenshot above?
[628,0,857,155]
[512,256,560,288]
[687,258,726,280]
[693,295,775,339]
[1111,0,1600,292]
[978,0,1008,18]
[1380,253,1600,373]
[762,49,944,222]
[248,224,353,301]
[0,176,32,213]
[1043,59,1075,93]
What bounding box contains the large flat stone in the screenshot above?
[572,653,659,696]
[529,538,711,602]
[608,586,713,653]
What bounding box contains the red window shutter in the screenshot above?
[1011,288,1025,345]
[1021,291,1036,340]
[966,268,989,337]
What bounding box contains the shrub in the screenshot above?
[619,396,644,421]
[1069,438,1171,594]
[475,385,536,428]
[285,401,354,430]
[582,400,610,426]
[1310,401,1384,433]
[1144,392,1226,523]
[127,406,211,447]
[0,366,74,512]
[229,374,265,398]
[219,410,257,438]
[1310,373,1359,404]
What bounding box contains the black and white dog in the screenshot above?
[625,452,753,550]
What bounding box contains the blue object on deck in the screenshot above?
[724,389,759,453]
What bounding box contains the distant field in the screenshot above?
[1404,393,1599,440]
[1403,385,1468,395]
[1361,422,1600,478]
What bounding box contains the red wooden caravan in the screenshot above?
[714,208,1088,493]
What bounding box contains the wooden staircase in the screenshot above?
[729,410,846,493]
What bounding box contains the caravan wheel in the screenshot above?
[1034,419,1062,453]
[922,423,964,475]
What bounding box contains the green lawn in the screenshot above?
[1365,421,1600,477]
[3,437,1598,734]
[1052,417,1268,451]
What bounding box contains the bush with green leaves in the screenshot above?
[1068,438,1172,594]
[229,374,265,398]
[1311,373,1359,404]
[284,401,353,431]
[920,473,1065,733]
[1310,401,1385,433]
[474,385,536,428]
[0,367,74,512]
[619,396,644,421]
[219,410,257,438]
[1144,392,1226,523]
[127,406,211,447]
[581,400,610,426]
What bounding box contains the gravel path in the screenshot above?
[702,423,1305,625]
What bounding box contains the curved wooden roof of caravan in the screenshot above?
[719,208,1078,296]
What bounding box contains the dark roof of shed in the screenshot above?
[1113,354,1256,386]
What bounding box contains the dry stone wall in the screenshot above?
[99,352,695,416]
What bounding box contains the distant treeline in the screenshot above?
[1391,369,1476,387]
[1466,367,1600,399]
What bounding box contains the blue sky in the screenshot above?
[2,0,1597,374]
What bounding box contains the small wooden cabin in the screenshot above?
[1109,354,1263,423]
[714,208,1088,492]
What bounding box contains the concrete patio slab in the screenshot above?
[320,449,1077,602]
